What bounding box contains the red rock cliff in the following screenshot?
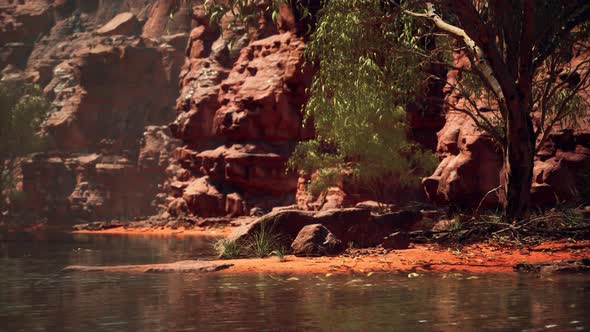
[165,5,313,218]
[1,0,192,221]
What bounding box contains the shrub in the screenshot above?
[0,81,50,211]
[287,0,438,202]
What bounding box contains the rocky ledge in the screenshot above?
[63,260,233,273]
[514,259,590,274]
[227,205,427,255]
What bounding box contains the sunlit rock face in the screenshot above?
[1,0,188,221]
[422,50,590,209]
[166,4,314,218]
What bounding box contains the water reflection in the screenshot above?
[1,232,588,331]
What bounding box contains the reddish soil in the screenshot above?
[72,226,589,274]
[72,226,233,237]
[215,241,589,274]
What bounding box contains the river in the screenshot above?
[1,231,588,331]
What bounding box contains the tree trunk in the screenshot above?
[503,104,536,222]
[0,159,7,211]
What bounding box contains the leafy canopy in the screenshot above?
[0,81,48,158]
[288,0,437,195]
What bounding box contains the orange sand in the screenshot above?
[216,241,590,274]
[72,226,233,237]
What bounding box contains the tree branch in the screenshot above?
[532,3,590,69]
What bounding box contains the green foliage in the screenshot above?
[289,0,437,198]
[0,81,49,210]
[214,238,242,258]
[203,0,311,27]
[214,222,284,259]
[0,81,49,159]
[0,166,12,210]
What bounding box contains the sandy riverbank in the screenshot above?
[68,225,590,274]
[212,240,589,274]
[72,226,233,237]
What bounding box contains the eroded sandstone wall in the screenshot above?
[1,0,191,221]
[5,0,585,222]
[165,5,314,218]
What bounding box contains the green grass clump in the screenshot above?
[213,222,285,259]
[214,238,241,259]
[271,247,287,262]
[244,222,283,258]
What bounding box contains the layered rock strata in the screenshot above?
[166,6,313,218]
[1,0,190,221]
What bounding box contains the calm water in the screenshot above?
[1,232,589,331]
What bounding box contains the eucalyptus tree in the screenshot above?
[397,0,590,221]
[203,0,590,221]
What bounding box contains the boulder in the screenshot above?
[313,208,373,245]
[227,209,315,246]
[291,224,344,257]
[96,12,140,36]
[167,197,188,217]
[182,177,226,217]
[381,232,410,250]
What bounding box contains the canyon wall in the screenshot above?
[164,4,314,218]
[3,1,587,222]
[1,0,191,221]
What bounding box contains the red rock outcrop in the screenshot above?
[423,50,590,208]
[7,0,585,223]
[96,12,140,36]
[1,0,188,221]
[166,6,313,218]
